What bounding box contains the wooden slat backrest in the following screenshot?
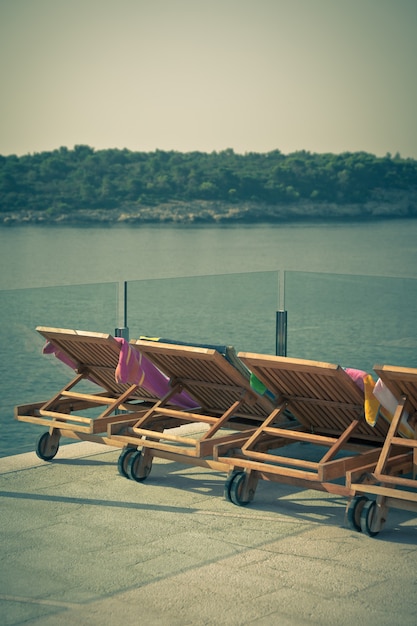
[36,326,154,400]
[131,340,274,418]
[239,352,388,440]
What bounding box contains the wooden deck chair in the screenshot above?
[346,364,417,536]
[214,353,390,508]
[15,326,164,461]
[107,340,283,482]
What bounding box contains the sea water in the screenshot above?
[1,219,416,457]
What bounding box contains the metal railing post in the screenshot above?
[275,310,287,356]
[115,281,129,340]
[276,270,287,356]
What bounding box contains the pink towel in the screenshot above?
[43,341,78,371]
[344,367,367,392]
[114,338,198,409]
[114,338,142,385]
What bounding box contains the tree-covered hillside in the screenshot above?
[1,146,416,222]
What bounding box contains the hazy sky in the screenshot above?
[1,0,416,158]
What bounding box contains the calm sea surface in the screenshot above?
[1,219,417,457]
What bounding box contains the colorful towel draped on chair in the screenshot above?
[344,368,381,427]
[345,367,412,437]
[373,376,413,438]
[114,338,199,409]
[43,341,78,370]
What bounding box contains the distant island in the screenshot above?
[1,146,416,225]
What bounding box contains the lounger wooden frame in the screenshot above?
[346,364,417,536]
[15,327,159,459]
[107,340,284,477]
[214,353,391,505]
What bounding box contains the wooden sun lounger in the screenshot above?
[346,364,417,536]
[214,353,390,507]
[14,327,160,460]
[107,340,285,481]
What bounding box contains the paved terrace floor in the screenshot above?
[1,439,416,626]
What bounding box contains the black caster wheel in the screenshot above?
[117,448,136,478]
[224,470,244,502]
[36,432,59,461]
[128,450,152,482]
[227,471,250,506]
[346,495,368,532]
[360,500,380,537]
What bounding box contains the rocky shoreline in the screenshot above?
[1,193,416,226]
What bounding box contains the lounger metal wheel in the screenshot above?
[225,470,250,506]
[128,450,152,482]
[346,495,368,532]
[360,500,381,537]
[117,447,136,478]
[36,431,60,461]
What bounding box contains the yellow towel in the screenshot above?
[363,374,381,427]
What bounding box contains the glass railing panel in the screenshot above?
[0,282,119,457]
[4,270,416,460]
[284,271,417,373]
[126,271,280,355]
